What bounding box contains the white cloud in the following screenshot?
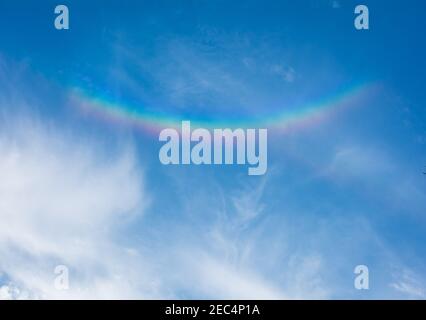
[180,251,287,299]
[321,145,426,218]
[324,146,393,179]
[0,285,15,300]
[270,65,296,83]
[390,269,426,299]
[158,175,330,300]
[0,116,153,299]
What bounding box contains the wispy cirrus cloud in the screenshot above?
[0,116,153,299]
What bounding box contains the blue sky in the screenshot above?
[0,0,426,299]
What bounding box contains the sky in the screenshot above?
[0,0,426,299]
